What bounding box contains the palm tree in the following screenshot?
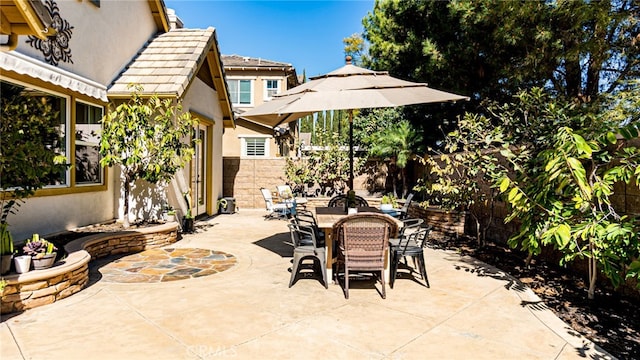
[368,120,422,198]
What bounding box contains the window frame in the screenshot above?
[263,78,280,101]
[74,99,105,187]
[227,78,254,107]
[239,135,271,158]
[0,76,108,197]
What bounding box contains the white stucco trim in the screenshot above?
[0,51,108,102]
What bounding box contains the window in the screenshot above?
[241,137,270,157]
[265,79,279,100]
[0,80,69,188]
[228,79,252,106]
[1,78,106,192]
[75,101,103,185]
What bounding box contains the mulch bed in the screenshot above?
[431,236,640,359]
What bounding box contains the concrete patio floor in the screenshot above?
[0,209,614,359]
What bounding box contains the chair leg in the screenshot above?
[380,269,386,299]
[344,267,349,299]
[289,254,301,288]
[417,253,430,288]
[320,256,328,289]
[390,252,398,289]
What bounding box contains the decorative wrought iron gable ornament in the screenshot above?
[26,0,74,66]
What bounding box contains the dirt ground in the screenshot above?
[434,236,640,360]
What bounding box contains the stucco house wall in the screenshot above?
[15,0,159,86]
[1,1,233,241]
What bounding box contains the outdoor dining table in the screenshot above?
[315,206,403,282]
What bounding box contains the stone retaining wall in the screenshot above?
[1,223,178,314]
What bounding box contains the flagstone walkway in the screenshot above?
[92,248,237,283]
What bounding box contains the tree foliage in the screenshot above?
[285,130,365,196]
[362,0,640,148]
[0,81,68,224]
[99,85,198,228]
[364,0,639,102]
[496,87,639,300]
[368,119,422,197]
[417,114,508,246]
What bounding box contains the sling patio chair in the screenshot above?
[332,213,398,299]
[288,223,329,289]
[292,208,325,246]
[389,225,432,289]
[382,193,415,219]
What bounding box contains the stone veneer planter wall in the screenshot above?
[1,222,178,314]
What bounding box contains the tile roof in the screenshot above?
[221,54,293,69]
[108,28,216,98]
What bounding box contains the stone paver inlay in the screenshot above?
[97,248,237,283]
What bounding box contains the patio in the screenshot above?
[0,209,612,359]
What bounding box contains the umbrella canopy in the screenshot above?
[241,58,469,189]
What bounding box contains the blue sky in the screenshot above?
[164,0,375,78]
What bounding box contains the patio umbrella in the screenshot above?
[241,57,469,189]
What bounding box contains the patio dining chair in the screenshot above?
[389,217,424,247]
[395,193,414,219]
[333,213,398,299]
[389,225,432,289]
[260,188,293,220]
[328,194,369,208]
[288,223,328,289]
[292,208,325,246]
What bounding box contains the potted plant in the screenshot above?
[182,208,194,233]
[166,209,177,222]
[163,204,176,222]
[23,234,58,270]
[13,254,31,274]
[0,224,14,275]
[182,191,195,233]
[380,194,398,212]
[346,190,358,214]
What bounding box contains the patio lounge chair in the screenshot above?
[260,188,293,220]
[333,213,398,299]
[277,184,308,208]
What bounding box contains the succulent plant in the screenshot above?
[23,234,57,258]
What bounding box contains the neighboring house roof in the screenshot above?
[109,27,235,128]
[0,0,55,50]
[221,54,293,70]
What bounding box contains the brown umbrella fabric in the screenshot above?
[241,59,469,189]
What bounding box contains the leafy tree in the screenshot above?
[0,81,68,225]
[285,130,365,196]
[352,107,402,148]
[368,120,422,198]
[417,114,509,246]
[100,85,198,228]
[343,33,367,65]
[362,0,640,146]
[364,0,639,101]
[496,87,640,300]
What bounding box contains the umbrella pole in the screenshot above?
[349,109,354,191]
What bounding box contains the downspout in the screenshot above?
[0,34,19,51]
